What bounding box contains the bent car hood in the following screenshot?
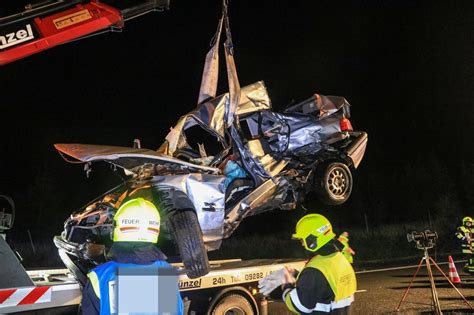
[54,143,221,174]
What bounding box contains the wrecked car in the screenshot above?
[53,81,367,281]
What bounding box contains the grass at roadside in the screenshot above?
[6,218,463,271]
[210,221,463,270]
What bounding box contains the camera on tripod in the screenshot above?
[398,229,473,312]
[407,230,438,249]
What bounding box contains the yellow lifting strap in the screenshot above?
[285,291,301,314]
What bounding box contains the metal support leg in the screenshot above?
[396,256,425,311]
[425,253,442,315]
[429,257,474,310]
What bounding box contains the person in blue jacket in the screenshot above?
[81,198,184,315]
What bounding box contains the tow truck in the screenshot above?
[0,195,309,314]
[0,242,307,314]
[0,258,308,314]
[0,0,170,65]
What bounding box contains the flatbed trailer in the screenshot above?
[0,258,307,314]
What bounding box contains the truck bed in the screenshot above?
[0,258,307,313]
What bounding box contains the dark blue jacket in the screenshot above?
[81,243,183,315]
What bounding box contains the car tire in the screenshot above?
[315,161,353,206]
[168,209,210,278]
[210,294,255,315]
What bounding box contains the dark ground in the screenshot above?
[271,261,474,315]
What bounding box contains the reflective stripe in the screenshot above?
[289,288,313,313]
[282,287,292,302]
[314,296,354,312]
[331,295,354,309]
[87,272,100,299]
[288,289,354,313]
[314,302,331,312]
[284,288,300,314]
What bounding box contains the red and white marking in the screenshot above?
[448,255,461,283]
[0,286,52,307]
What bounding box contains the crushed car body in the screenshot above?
[54,80,367,281]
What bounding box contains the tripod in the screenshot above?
[396,247,473,314]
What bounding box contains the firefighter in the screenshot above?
[455,216,474,273]
[81,198,184,315]
[337,231,355,264]
[282,214,356,314]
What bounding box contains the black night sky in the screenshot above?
[1,0,473,250]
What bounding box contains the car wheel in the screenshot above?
[168,209,210,278]
[210,294,255,315]
[315,161,353,205]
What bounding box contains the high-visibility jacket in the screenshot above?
[86,260,183,315]
[283,252,356,314]
[455,226,473,254]
[337,235,355,264]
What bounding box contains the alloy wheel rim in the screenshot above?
[327,166,349,197]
